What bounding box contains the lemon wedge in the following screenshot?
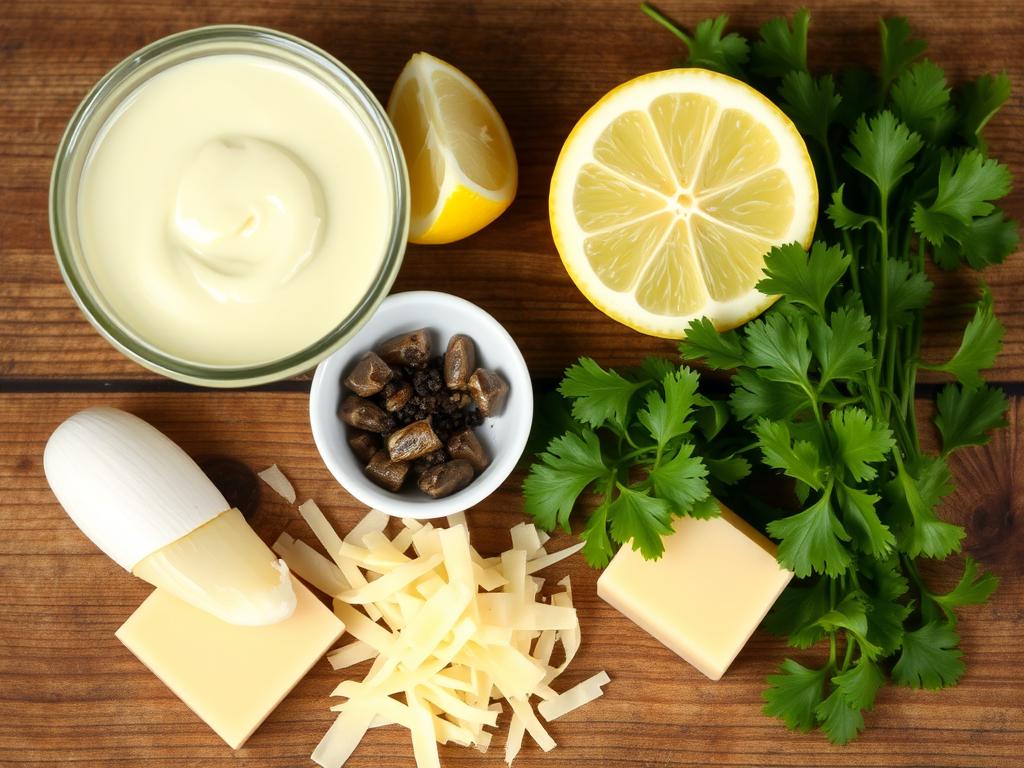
[388,53,517,244]
[550,68,817,337]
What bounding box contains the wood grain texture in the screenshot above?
[1,1,1023,766]
[0,391,1021,767]
[0,0,1022,381]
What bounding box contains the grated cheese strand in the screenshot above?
[537,670,611,722]
[258,464,296,504]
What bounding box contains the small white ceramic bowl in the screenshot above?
[310,291,532,518]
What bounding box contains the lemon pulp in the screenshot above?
[551,69,817,337]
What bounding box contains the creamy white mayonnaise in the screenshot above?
[78,53,392,366]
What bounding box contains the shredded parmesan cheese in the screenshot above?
[537,670,611,722]
[275,511,607,768]
[257,464,296,504]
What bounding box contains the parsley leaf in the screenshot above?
[695,396,731,440]
[523,431,608,532]
[912,150,1013,246]
[730,370,811,421]
[809,307,874,386]
[816,591,882,661]
[892,621,965,689]
[559,357,643,430]
[763,578,828,648]
[933,211,1019,270]
[763,659,830,732]
[837,483,895,558]
[844,111,923,199]
[830,408,895,482]
[879,17,926,93]
[756,241,849,316]
[779,71,840,148]
[648,443,710,515]
[705,455,751,485]
[607,485,674,560]
[680,317,745,369]
[581,503,615,568]
[815,688,865,745]
[641,5,749,76]
[827,185,880,232]
[754,418,824,489]
[767,491,853,577]
[923,287,1004,387]
[743,312,812,386]
[832,657,885,711]
[886,260,933,326]
[753,8,810,76]
[681,15,749,75]
[861,557,913,655]
[637,368,700,449]
[955,72,1011,148]
[934,382,1008,453]
[891,60,955,143]
[891,457,965,559]
[931,556,999,616]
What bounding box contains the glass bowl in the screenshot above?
[49,25,409,387]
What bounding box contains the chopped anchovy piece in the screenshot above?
[383,380,413,412]
[417,460,474,498]
[377,328,430,368]
[347,430,380,464]
[339,395,393,433]
[468,368,509,417]
[444,334,477,390]
[365,450,410,492]
[343,352,394,397]
[387,419,443,462]
[447,428,489,472]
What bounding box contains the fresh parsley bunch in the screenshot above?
[524,358,750,567]
[524,6,1016,744]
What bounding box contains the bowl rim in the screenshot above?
[48,24,410,388]
[309,290,533,518]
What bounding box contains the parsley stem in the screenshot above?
[617,446,657,464]
[841,632,856,671]
[823,144,860,296]
[828,578,837,667]
[876,191,891,422]
[640,3,690,44]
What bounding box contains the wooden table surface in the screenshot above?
[1,1,1022,766]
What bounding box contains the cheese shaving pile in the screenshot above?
[272,504,606,768]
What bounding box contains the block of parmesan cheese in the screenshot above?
[597,505,793,681]
[116,575,343,749]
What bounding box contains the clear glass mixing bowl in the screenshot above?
[49,25,409,387]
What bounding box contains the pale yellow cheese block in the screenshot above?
[597,506,793,681]
[116,575,344,749]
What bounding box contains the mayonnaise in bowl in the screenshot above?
[51,27,409,385]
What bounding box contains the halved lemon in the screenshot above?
[387,53,517,245]
[550,69,817,337]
